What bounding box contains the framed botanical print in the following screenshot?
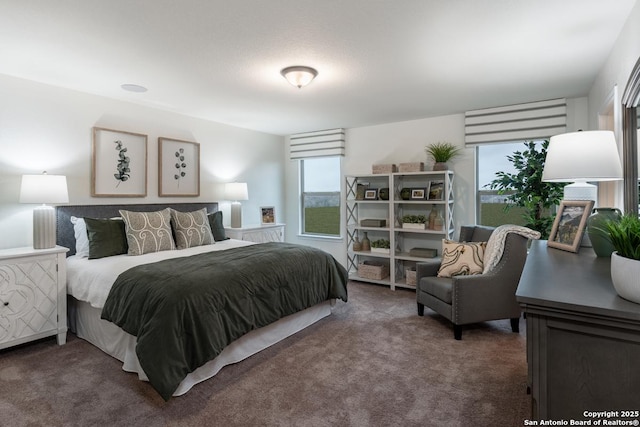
[91,127,147,197]
[158,137,200,197]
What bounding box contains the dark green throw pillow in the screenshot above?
[84,217,129,259]
[207,211,229,241]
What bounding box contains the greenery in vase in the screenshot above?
[485,140,564,239]
[424,142,461,163]
[371,239,391,249]
[402,214,427,224]
[601,214,640,261]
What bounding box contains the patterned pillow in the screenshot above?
[119,208,176,256]
[170,208,214,249]
[437,239,486,278]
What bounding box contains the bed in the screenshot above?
[56,203,348,400]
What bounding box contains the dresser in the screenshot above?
[516,240,640,421]
[0,246,68,350]
[225,224,285,243]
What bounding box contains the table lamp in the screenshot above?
[20,172,69,249]
[224,182,248,228]
[542,130,623,201]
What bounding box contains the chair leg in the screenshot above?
[510,317,520,333]
[454,325,462,340]
[417,302,424,316]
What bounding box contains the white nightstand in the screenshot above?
[225,224,285,243]
[0,246,69,350]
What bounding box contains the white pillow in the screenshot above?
[70,216,90,258]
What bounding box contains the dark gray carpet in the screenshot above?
[0,281,530,426]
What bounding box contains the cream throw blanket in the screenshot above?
[483,224,541,274]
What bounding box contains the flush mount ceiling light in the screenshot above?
[121,84,148,93]
[280,66,318,89]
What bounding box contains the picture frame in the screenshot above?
[91,127,147,197]
[548,200,594,253]
[158,137,200,197]
[364,189,378,200]
[428,181,444,200]
[410,188,426,200]
[260,206,276,225]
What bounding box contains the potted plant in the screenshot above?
[486,140,564,239]
[401,214,427,230]
[424,142,461,171]
[602,214,640,304]
[371,238,391,254]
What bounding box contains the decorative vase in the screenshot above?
[611,252,640,304]
[361,232,371,251]
[400,188,411,200]
[433,210,444,231]
[433,162,448,171]
[352,236,362,252]
[379,187,389,201]
[587,207,622,257]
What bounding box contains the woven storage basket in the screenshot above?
[372,164,396,174]
[358,262,389,280]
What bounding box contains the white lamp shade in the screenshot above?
[224,182,248,201]
[542,130,623,183]
[20,174,69,204]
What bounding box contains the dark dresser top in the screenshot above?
[516,240,640,322]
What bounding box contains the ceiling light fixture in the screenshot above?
[280,66,318,89]
[121,84,148,93]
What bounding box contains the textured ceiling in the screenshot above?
[0,0,636,135]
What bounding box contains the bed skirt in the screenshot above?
[69,298,334,396]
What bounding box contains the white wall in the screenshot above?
[0,74,285,249]
[588,0,640,210]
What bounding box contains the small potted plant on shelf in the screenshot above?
[371,238,391,254]
[601,214,640,304]
[425,142,461,171]
[401,214,427,230]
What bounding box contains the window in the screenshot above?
[300,157,341,237]
[476,142,536,227]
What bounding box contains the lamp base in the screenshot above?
[563,182,597,202]
[230,202,242,229]
[33,205,56,249]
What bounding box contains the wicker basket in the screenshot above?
[372,164,397,174]
[398,162,424,172]
[358,261,389,280]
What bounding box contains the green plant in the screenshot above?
[425,142,461,163]
[371,239,391,249]
[402,214,427,224]
[485,140,564,239]
[601,214,640,261]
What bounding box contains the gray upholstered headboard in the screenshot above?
[56,202,218,256]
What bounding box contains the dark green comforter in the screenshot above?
[101,242,348,400]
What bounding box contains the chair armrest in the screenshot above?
[450,272,521,324]
[416,259,442,280]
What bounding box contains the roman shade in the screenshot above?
[289,128,345,160]
[465,99,567,146]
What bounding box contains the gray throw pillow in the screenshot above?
[119,208,176,256]
[170,208,214,249]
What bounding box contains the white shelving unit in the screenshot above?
[345,171,454,290]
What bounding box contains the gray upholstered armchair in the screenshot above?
[416,225,529,340]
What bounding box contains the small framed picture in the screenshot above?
[158,137,200,197]
[364,189,378,200]
[91,127,148,197]
[548,200,594,253]
[260,206,275,224]
[411,188,426,200]
[428,181,444,200]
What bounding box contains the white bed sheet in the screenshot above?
[66,239,335,397]
[66,238,254,308]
